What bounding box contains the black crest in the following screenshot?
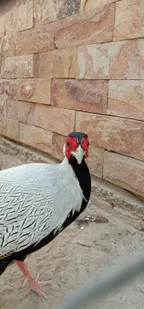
[68,132,88,144]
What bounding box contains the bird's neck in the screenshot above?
[68,157,91,205]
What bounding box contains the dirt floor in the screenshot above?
[0,201,144,309]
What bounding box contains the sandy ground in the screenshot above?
[0,202,144,309]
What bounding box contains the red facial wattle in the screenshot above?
[81,137,89,158]
[65,136,78,159]
[65,136,89,159]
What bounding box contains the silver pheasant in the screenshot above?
[0,131,91,297]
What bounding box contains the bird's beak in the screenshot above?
[71,145,85,164]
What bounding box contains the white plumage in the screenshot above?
[0,158,83,257]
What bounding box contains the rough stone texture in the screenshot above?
[53,48,76,78]
[18,78,51,104]
[0,2,19,37]
[0,80,5,93]
[6,99,18,120]
[108,80,144,121]
[0,46,3,74]
[54,3,115,48]
[14,23,54,56]
[52,79,108,113]
[0,135,57,171]
[2,79,21,100]
[103,151,144,198]
[76,112,144,161]
[1,32,16,58]
[0,1,17,17]
[34,0,81,23]
[3,78,51,105]
[18,101,35,123]
[20,123,53,154]
[81,0,120,11]
[87,146,104,178]
[0,117,19,140]
[13,0,34,31]
[0,80,6,116]
[52,133,65,160]
[1,55,35,78]
[0,99,5,117]
[76,39,144,79]
[18,101,75,136]
[0,11,12,38]
[57,0,81,18]
[0,17,5,38]
[0,0,33,34]
[39,51,53,78]
[34,0,57,23]
[114,0,144,41]
[91,177,144,217]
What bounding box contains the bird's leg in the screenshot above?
[15,261,47,298]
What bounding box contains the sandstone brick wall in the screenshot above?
[0,0,144,199]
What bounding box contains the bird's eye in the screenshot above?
[66,142,70,147]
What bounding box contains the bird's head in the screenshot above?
[63,132,89,165]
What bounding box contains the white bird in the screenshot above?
[0,131,91,297]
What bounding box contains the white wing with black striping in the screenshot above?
[0,158,83,257]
